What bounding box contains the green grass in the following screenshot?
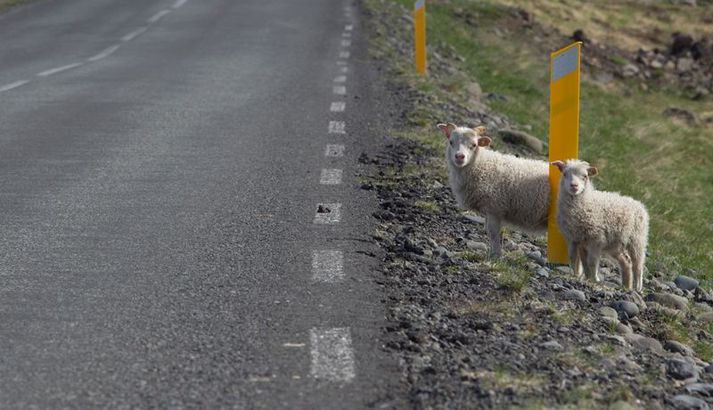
[490,254,532,293]
[389,0,713,286]
[0,0,34,11]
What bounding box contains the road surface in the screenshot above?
[0,0,401,407]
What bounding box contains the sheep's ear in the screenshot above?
[477,136,492,147]
[587,167,598,177]
[551,161,566,173]
[437,123,457,139]
[473,125,488,136]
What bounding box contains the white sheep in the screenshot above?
[437,123,550,257]
[551,159,649,291]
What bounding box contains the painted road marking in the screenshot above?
[339,51,350,59]
[325,144,345,157]
[333,85,346,95]
[148,9,171,24]
[0,80,29,92]
[334,75,347,83]
[121,27,148,42]
[330,102,346,112]
[314,203,342,224]
[88,45,120,62]
[340,66,349,73]
[341,40,352,47]
[283,342,306,348]
[312,250,344,281]
[345,25,353,31]
[310,328,355,382]
[336,60,347,66]
[173,0,188,8]
[320,169,343,185]
[343,32,351,38]
[328,121,345,134]
[37,63,83,77]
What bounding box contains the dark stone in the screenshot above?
[674,275,700,291]
[667,358,698,381]
[611,300,639,319]
[670,394,709,410]
[671,32,694,56]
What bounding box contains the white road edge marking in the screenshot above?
[0,80,29,92]
[339,51,350,59]
[122,27,148,42]
[173,0,188,8]
[333,75,347,83]
[314,203,342,224]
[330,102,346,112]
[310,328,355,382]
[320,169,343,185]
[333,85,346,95]
[37,62,83,77]
[312,250,344,281]
[148,9,171,24]
[325,144,345,157]
[88,45,121,62]
[328,121,345,134]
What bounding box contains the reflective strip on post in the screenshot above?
[548,42,581,265]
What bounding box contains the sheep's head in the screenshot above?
[437,123,491,168]
[551,159,598,196]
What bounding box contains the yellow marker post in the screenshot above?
[548,42,582,264]
[413,0,426,75]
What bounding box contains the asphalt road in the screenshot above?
[0,0,401,407]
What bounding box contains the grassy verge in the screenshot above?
[385,0,713,286]
[0,0,35,12]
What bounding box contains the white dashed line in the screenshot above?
[37,62,83,77]
[334,75,347,83]
[0,80,29,92]
[121,27,148,42]
[345,25,353,31]
[333,85,346,95]
[310,328,355,382]
[340,66,349,73]
[314,203,342,224]
[325,144,345,157]
[330,102,346,112]
[342,32,351,38]
[320,169,343,185]
[328,121,345,134]
[88,44,121,62]
[148,9,171,24]
[312,250,344,281]
[336,60,347,66]
[283,342,306,348]
[341,40,351,47]
[173,0,188,8]
[339,51,350,59]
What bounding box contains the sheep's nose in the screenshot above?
[455,153,465,160]
[570,183,579,191]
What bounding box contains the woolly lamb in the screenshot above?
[552,159,649,291]
[437,123,550,257]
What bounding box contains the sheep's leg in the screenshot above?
[583,247,602,282]
[616,252,633,289]
[568,241,583,279]
[629,243,645,292]
[485,215,502,257]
